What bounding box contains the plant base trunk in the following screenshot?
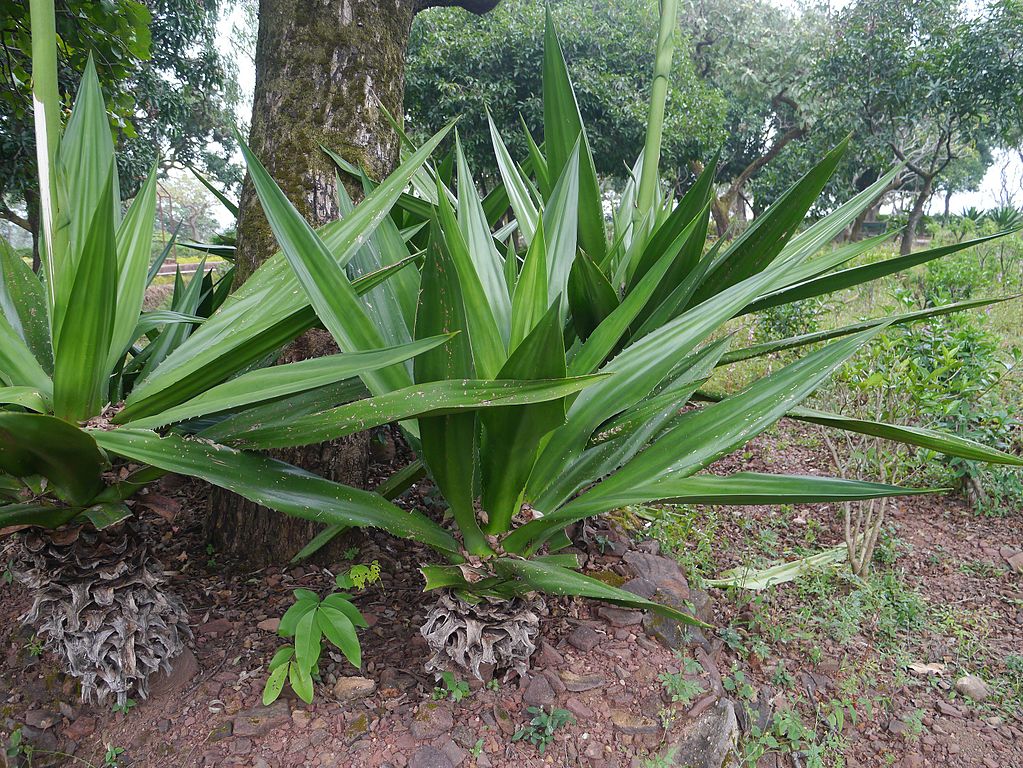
[5,524,190,706]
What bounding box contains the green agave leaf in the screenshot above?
[107,167,157,372]
[488,109,538,243]
[705,545,849,591]
[0,240,52,374]
[0,503,80,531]
[786,407,1023,466]
[78,501,132,530]
[543,6,605,261]
[722,296,1014,365]
[542,472,937,519]
[492,558,702,625]
[481,305,569,534]
[52,168,117,421]
[542,142,581,309]
[220,377,607,450]
[0,314,52,396]
[91,429,462,558]
[510,218,550,350]
[135,259,206,384]
[238,136,409,396]
[567,252,618,341]
[0,387,47,412]
[747,231,1016,313]
[189,166,239,217]
[123,336,452,430]
[124,125,452,419]
[0,413,104,505]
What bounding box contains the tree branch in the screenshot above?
[0,202,30,232]
[414,0,502,14]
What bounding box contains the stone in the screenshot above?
[1005,550,1023,574]
[439,737,467,766]
[23,710,57,730]
[642,589,709,652]
[199,618,233,637]
[955,674,990,702]
[537,642,564,668]
[559,670,606,692]
[493,704,515,737]
[411,702,453,740]
[523,673,556,707]
[623,552,690,595]
[621,578,659,599]
[149,647,200,697]
[64,716,97,740]
[567,625,602,652]
[333,676,377,703]
[659,699,739,768]
[208,722,233,742]
[233,699,292,737]
[566,697,594,720]
[935,700,962,718]
[409,746,454,768]
[610,708,660,735]
[598,607,645,627]
[231,737,253,755]
[257,618,281,632]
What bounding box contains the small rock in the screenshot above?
[623,552,690,595]
[537,641,564,668]
[257,618,281,632]
[955,674,990,702]
[231,737,253,755]
[659,699,739,768]
[935,700,963,718]
[208,722,233,742]
[567,625,602,652]
[24,710,57,730]
[199,618,233,637]
[598,607,644,627]
[523,674,556,707]
[1005,551,1023,574]
[566,697,594,720]
[621,578,659,599]
[411,702,453,740]
[559,670,605,692]
[409,746,454,768]
[439,737,466,766]
[493,704,515,737]
[149,647,200,696]
[233,699,291,737]
[610,708,660,735]
[333,676,377,703]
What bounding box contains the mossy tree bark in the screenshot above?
[208,0,500,565]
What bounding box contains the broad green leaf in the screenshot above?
[91,429,462,558]
[0,413,104,505]
[567,252,618,341]
[293,608,322,672]
[238,136,408,396]
[288,662,314,703]
[107,167,157,371]
[454,136,512,341]
[435,180,507,378]
[488,110,538,242]
[541,472,937,519]
[0,387,47,412]
[219,377,606,450]
[262,661,289,705]
[414,223,487,553]
[0,240,52,373]
[125,125,452,418]
[79,501,132,529]
[786,407,1023,466]
[722,296,1013,365]
[543,7,605,260]
[0,503,79,530]
[317,606,361,668]
[0,315,52,396]
[52,168,117,421]
[123,336,452,430]
[321,594,369,628]
[279,600,317,638]
[492,558,700,625]
[746,231,1015,313]
[510,218,550,350]
[482,305,569,534]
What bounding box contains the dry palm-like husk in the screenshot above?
[421,592,545,680]
[4,525,190,705]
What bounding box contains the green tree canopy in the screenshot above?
[406,0,726,184]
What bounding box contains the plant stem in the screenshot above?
[635,0,679,231]
[28,0,61,305]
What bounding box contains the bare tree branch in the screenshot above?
[414,0,501,14]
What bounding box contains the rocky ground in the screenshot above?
[2,422,1022,768]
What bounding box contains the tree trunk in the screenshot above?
[901,177,933,256]
[208,0,418,565]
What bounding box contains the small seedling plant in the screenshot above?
[433,671,471,702]
[658,670,704,707]
[262,564,378,704]
[512,706,574,754]
[104,744,126,767]
[111,698,136,715]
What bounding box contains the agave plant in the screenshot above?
[104,5,1021,678]
[2,0,589,703]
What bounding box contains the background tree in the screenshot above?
[0,0,240,267]
[405,0,726,185]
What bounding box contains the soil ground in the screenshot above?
[2,422,1022,768]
